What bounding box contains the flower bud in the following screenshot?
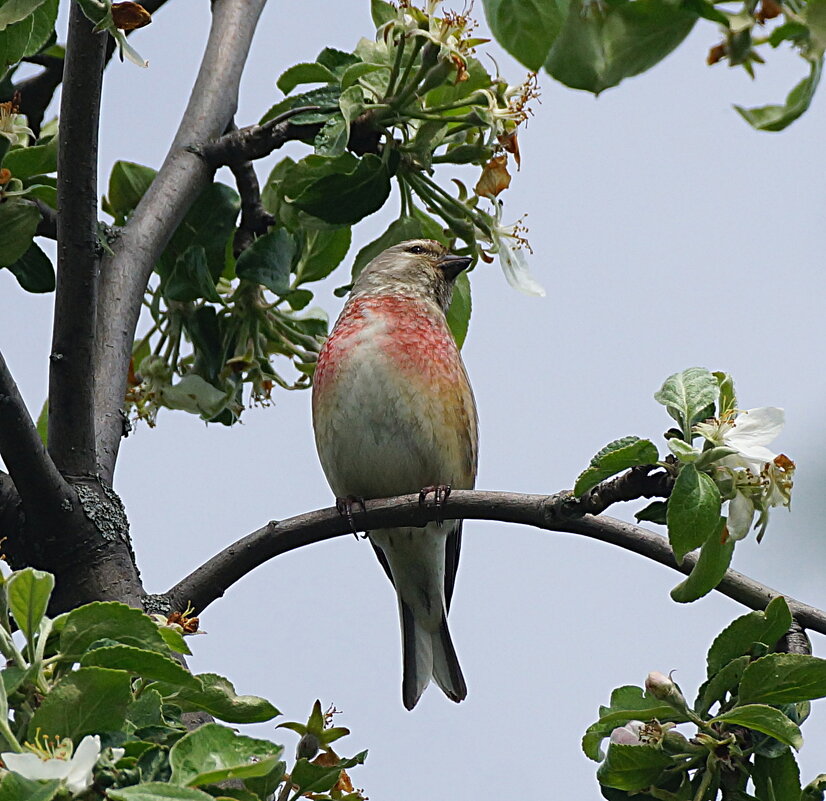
[645,671,688,710]
[296,732,320,760]
[609,720,646,746]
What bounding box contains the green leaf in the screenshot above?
[545,0,697,94]
[259,85,342,125]
[341,60,383,89]
[739,653,826,705]
[5,241,54,292]
[712,704,802,749]
[157,626,192,656]
[695,655,749,717]
[158,182,240,282]
[290,153,391,224]
[706,596,792,677]
[0,0,54,66]
[0,772,60,801]
[169,723,284,786]
[291,751,367,795]
[752,749,802,801]
[316,46,360,77]
[446,270,471,348]
[596,743,673,792]
[235,227,297,294]
[574,437,660,496]
[81,644,202,689]
[314,116,349,157]
[483,0,568,70]
[582,685,686,761]
[714,371,736,417]
[0,0,47,30]
[635,500,667,525]
[294,226,351,284]
[60,601,169,659]
[654,367,718,436]
[7,567,53,647]
[670,516,733,602]
[0,198,40,267]
[163,246,221,303]
[102,160,157,225]
[149,672,279,723]
[126,688,164,729]
[2,136,57,180]
[108,784,216,801]
[28,666,132,741]
[370,0,395,27]
[161,374,230,419]
[803,774,826,800]
[351,215,428,279]
[735,57,822,132]
[666,464,721,563]
[277,61,337,94]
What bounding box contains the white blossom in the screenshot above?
[1,734,123,796]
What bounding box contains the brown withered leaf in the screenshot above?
[0,168,11,186]
[111,1,152,30]
[756,0,782,22]
[498,130,521,168]
[707,42,727,65]
[474,154,511,198]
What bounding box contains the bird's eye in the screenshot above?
[408,245,425,255]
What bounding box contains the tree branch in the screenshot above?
[0,351,69,508]
[230,157,274,255]
[47,1,107,478]
[196,108,325,167]
[94,0,268,484]
[164,489,826,636]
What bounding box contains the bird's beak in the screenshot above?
[438,253,472,281]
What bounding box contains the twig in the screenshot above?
[164,489,826,636]
[223,122,274,255]
[93,0,268,483]
[0,351,70,509]
[34,200,57,240]
[48,1,107,477]
[196,107,326,167]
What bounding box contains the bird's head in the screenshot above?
[351,239,472,313]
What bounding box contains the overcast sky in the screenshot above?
[2,0,825,797]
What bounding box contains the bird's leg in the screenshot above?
[336,495,366,537]
[419,484,451,525]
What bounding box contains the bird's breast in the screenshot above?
[312,295,477,499]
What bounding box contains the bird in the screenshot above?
[312,239,478,709]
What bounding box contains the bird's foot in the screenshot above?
[336,495,366,537]
[419,484,451,525]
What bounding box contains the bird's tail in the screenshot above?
[401,600,467,710]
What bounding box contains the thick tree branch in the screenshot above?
[0,351,69,508]
[165,490,826,637]
[48,2,106,477]
[94,0,267,484]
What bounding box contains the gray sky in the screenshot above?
[2,0,825,796]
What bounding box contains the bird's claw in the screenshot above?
[336,495,366,537]
[419,484,451,525]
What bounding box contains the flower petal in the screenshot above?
[64,735,100,794]
[727,491,755,541]
[499,242,545,297]
[725,408,784,462]
[2,752,71,781]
